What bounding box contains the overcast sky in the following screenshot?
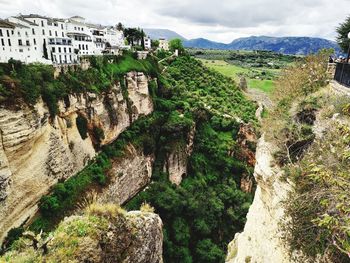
[0,0,349,43]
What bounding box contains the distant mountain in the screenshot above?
[184,36,341,55]
[182,38,227,50]
[144,29,187,41]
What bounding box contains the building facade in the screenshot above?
[159,38,169,51]
[144,36,151,50]
[0,14,126,64]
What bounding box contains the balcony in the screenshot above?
[48,38,73,46]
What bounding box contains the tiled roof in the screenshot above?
[15,16,39,26]
[21,14,48,19]
[0,19,16,28]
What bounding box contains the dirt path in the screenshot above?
[245,88,274,110]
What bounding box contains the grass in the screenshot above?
[199,59,277,94]
[248,79,275,93]
[199,59,249,81]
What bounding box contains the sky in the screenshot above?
[0,0,349,43]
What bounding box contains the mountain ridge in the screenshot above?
[143,28,340,55]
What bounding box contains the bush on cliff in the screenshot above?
[0,53,159,117]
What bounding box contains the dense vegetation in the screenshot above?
[189,49,297,69]
[188,49,298,94]
[0,52,158,116]
[1,53,257,263]
[124,56,256,263]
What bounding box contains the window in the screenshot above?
[11,30,14,35]
[58,47,61,52]
[32,28,35,35]
[62,32,64,37]
[69,48,71,52]
[82,44,84,50]
[86,44,88,50]
[0,29,2,37]
[61,24,63,29]
[78,44,81,49]
[33,39,36,45]
[55,31,58,37]
[17,31,20,37]
[64,47,66,53]
[6,30,9,37]
[74,27,77,30]
[8,39,11,46]
[1,39,4,46]
[52,47,55,52]
[49,30,52,36]
[42,29,45,35]
[41,20,44,27]
[18,39,22,46]
[26,40,30,46]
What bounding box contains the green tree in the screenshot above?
[151,40,159,49]
[169,38,185,54]
[336,16,350,53]
[116,22,124,31]
[195,239,225,263]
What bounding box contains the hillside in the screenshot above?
[184,36,341,55]
[143,28,187,41]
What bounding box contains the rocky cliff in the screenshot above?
[0,72,153,241]
[226,136,294,263]
[163,124,196,185]
[0,204,163,263]
[99,144,154,205]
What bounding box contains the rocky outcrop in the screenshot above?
[163,124,196,185]
[0,72,153,241]
[98,144,154,205]
[0,207,163,263]
[226,136,294,263]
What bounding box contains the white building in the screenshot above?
[0,13,127,64]
[19,14,77,64]
[144,36,151,50]
[0,18,51,64]
[65,16,95,57]
[159,38,169,51]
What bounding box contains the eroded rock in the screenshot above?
[0,72,153,241]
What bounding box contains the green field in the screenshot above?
[200,59,276,93]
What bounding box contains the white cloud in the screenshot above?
[0,0,348,42]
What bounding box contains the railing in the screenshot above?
[334,62,350,88]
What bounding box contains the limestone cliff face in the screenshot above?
[163,124,196,185]
[0,72,153,241]
[98,144,154,205]
[226,136,294,263]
